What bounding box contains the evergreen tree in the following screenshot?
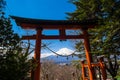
[0,0,34,80]
[67,0,120,80]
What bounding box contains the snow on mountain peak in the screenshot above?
[56,48,74,55]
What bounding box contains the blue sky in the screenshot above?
[6,0,75,19]
[5,0,77,54]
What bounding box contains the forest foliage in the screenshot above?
[67,0,120,79]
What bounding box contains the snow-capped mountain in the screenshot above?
[30,47,82,64]
[41,48,80,64]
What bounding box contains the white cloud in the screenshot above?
[28,52,55,58]
[41,53,55,58]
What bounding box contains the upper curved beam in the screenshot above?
[11,16,98,30]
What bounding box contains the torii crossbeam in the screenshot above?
[11,16,106,80]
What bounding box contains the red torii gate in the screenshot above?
[11,16,106,80]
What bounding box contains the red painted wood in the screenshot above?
[34,29,42,80]
[83,29,95,80]
[22,35,85,40]
[21,23,95,29]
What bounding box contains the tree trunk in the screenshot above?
[105,55,119,80]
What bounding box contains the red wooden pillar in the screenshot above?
[82,29,95,80]
[99,57,107,80]
[81,60,86,80]
[34,28,42,80]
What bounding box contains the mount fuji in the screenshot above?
[40,48,80,64]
